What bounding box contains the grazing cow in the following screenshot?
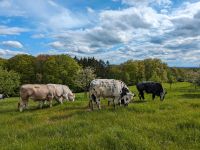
[89,79,135,110]
[136,81,167,101]
[18,84,55,112]
[47,84,75,103]
[18,84,75,112]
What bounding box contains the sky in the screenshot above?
[0,0,200,67]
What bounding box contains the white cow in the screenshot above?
[89,79,134,110]
[47,84,75,103]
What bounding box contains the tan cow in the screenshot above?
[18,84,55,112]
[18,84,75,112]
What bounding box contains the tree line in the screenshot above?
[0,54,199,96]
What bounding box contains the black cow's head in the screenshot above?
[160,89,167,101]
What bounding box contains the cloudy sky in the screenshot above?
[0,0,200,67]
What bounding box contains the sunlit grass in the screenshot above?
[0,82,200,149]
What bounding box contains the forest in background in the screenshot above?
[0,54,200,96]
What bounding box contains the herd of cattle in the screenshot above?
[0,79,167,112]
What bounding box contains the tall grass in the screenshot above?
[0,82,200,150]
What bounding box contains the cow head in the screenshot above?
[18,101,25,112]
[160,89,167,101]
[121,92,135,106]
[64,93,75,101]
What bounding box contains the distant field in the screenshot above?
[0,82,200,150]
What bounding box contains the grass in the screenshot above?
[0,82,200,150]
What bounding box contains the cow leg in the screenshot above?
[58,97,63,104]
[108,100,110,106]
[138,92,142,100]
[108,98,113,106]
[49,99,53,108]
[39,101,43,109]
[118,98,122,106]
[90,100,94,110]
[96,98,101,110]
[18,100,26,112]
[113,98,119,109]
[25,100,29,109]
[44,100,47,105]
[140,92,145,100]
[90,94,96,110]
[152,94,155,100]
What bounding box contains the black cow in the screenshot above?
[136,82,167,101]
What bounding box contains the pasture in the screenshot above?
[0,82,200,150]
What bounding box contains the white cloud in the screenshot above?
[1,0,199,66]
[1,41,23,48]
[120,0,172,7]
[31,34,45,39]
[0,0,90,31]
[0,48,28,58]
[0,0,25,16]
[48,41,65,49]
[87,7,95,13]
[0,25,27,35]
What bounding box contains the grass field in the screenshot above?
[0,82,200,150]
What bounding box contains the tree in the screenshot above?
[42,55,81,90]
[167,72,176,89]
[76,57,108,78]
[0,67,20,96]
[0,58,7,69]
[149,71,161,83]
[6,54,36,84]
[75,67,96,97]
[186,70,199,89]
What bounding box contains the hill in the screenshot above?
[0,82,200,149]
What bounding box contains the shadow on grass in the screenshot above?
[0,108,18,114]
[50,113,74,121]
[0,102,61,114]
[132,100,147,103]
[181,94,200,99]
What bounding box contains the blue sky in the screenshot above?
[0,0,200,67]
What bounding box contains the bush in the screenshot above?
[0,67,20,96]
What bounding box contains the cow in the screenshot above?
[136,81,167,101]
[89,79,135,110]
[18,84,75,112]
[47,84,75,103]
[18,84,55,112]
[0,94,5,100]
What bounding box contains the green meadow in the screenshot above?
[0,82,200,150]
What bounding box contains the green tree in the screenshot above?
[149,71,161,83]
[42,55,81,90]
[0,58,7,69]
[0,67,20,96]
[6,54,36,84]
[167,72,176,89]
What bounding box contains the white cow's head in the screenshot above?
[63,93,75,101]
[18,101,25,112]
[121,92,135,106]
